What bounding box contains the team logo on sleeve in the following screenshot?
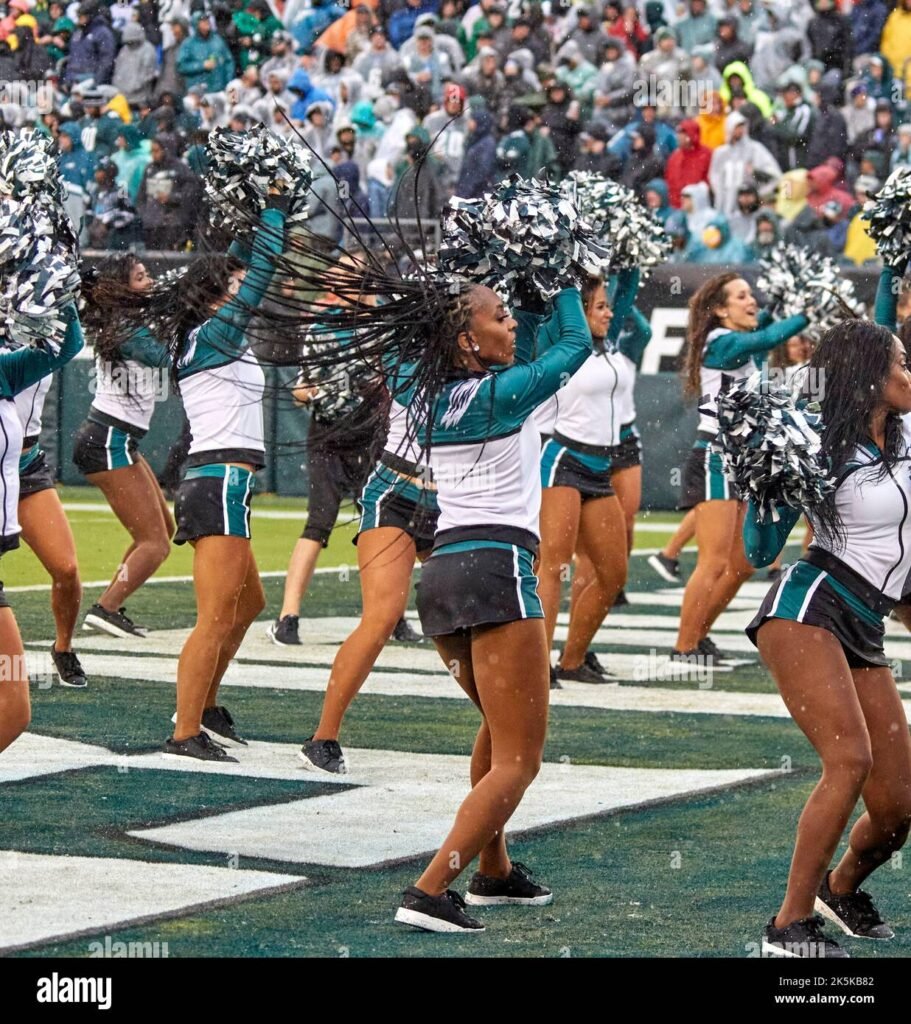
[440,379,484,429]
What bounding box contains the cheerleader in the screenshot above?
[746,269,911,957]
[0,339,87,687]
[566,304,653,675]
[672,274,808,665]
[267,272,419,650]
[537,268,643,685]
[73,256,174,639]
[0,305,85,751]
[385,284,591,933]
[298,390,438,774]
[162,196,287,762]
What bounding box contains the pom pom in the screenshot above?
[561,172,671,275]
[712,373,835,522]
[205,125,312,237]
[0,129,80,351]
[862,166,911,272]
[757,243,863,340]
[438,174,610,300]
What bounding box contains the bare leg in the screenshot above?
[279,538,323,618]
[757,620,875,927]
[674,500,739,652]
[561,495,627,669]
[828,666,911,893]
[174,536,254,742]
[87,458,173,609]
[206,547,265,709]
[538,486,582,657]
[611,464,641,556]
[18,489,82,651]
[314,528,417,740]
[0,609,30,753]
[432,632,510,879]
[701,502,754,636]
[414,618,550,894]
[662,508,696,560]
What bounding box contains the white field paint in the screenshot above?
[127,741,778,868]
[0,846,302,954]
[0,733,776,950]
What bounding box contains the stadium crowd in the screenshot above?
[0,0,909,261]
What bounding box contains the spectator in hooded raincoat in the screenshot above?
[664,118,711,208]
[112,22,158,107]
[176,12,235,94]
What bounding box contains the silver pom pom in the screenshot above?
[713,373,835,522]
[0,129,80,351]
[862,166,911,272]
[561,172,671,276]
[438,174,610,300]
[205,125,312,236]
[757,243,863,341]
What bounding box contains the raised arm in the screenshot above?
[874,265,900,333]
[704,314,810,370]
[488,288,592,424]
[617,305,652,367]
[606,267,641,348]
[194,202,287,360]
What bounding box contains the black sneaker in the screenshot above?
[299,735,347,774]
[612,589,629,607]
[583,649,610,677]
[549,666,562,690]
[464,862,553,907]
[51,646,87,688]
[162,732,239,763]
[761,914,849,958]
[557,661,612,684]
[202,705,248,747]
[815,871,894,939]
[394,886,485,933]
[267,615,300,646]
[647,552,681,583]
[697,637,726,661]
[392,617,424,643]
[83,604,147,639]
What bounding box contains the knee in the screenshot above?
[732,562,755,584]
[237,588,266,628]
[503,750,542,790]
[539,551,572,584]
[824,746,874,787]
[697,557,729,582]
[147,537,172,565]
[53,562,81,588]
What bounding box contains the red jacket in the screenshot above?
[664,119,712,208]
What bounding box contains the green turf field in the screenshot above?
[3,488,910,959]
